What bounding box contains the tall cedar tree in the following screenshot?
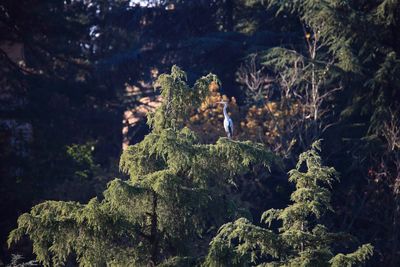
[204,141,373,266]
[8,66,275,266]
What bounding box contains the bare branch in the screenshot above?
[237,54,273,103]
[382,111,400,151]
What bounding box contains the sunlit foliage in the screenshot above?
[204,141,373,267]
[8,66,275,266]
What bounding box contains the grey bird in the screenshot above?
[217,101,233,139]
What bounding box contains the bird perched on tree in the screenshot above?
[217,101,233,139]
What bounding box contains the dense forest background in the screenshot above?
[1,0,399,266]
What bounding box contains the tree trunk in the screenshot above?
[150,191,159,264]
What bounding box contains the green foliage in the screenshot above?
[329,244,374,267]
[9,66,275,266]
[157,256,199,267]
[66,142,97,179]
[3,0,398,265]
[204,141,373,266]
[6,254,38,267]
[148,65,220,132]
[374,0,400,26]
[206,217,282,266]
[254,0,352,152]
[263,0,359,72]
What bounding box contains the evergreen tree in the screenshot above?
[259,0,351,152]
[204,141,373,266]
[8,66,275,266]
[253,1,400,264]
